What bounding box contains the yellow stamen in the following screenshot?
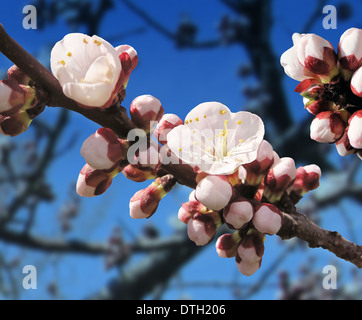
[179,148,182,152]
[195,117,199,122]
[94,39,102,46]
[83,38,88,44]
[237,120,242,125]
[59,60,65,65]
[67,52,72,57]
[204,115,207,118]
[220,110,226,115]
[185,120,189,125]
[239,139,244,143]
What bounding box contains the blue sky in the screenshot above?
[0,0,361,300]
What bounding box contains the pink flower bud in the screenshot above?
[115,45,138,88]
[195,175,234,211]
[215,232,241,258]
[338,28,362,74]
[235,230,265,276]
[243,140,274,186]
[303,97,336,116]
[263,157,296,203]
[122,164,156,182]
[335,126,355,157]
[133,140,160,170]
[129,175,176,219]
[154,113,183,145]
[347,110,362,149]
[178,200,208,224]
[187,211,220,246]
[0,79,32,116]
[351,67,362,98]
[310,111,347,143]
[0,109,32,137]
[296,33,338,81]
[80,127,128,170]
[7,65,32,85]
[129,95,164,132]
[76,163,116,197]
[252,203,282,235]
[223,198,254,229]
[292,165,321,195]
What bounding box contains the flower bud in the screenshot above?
[154,113,183,145]
[178,200,207,224]
[0,109,32,137]
[252,203,282,235]
[310,111,348,143]
[338,28,362,79]
[296,33,338,82]
[76,163,120,197]
[263,157,296,203]
[133,140,161,170]
[129,174,176,219]
[235,230,265,276]
[243,140,274,186]
[195,175,234,211]
[80,127,129,170]
[122,164,156,182]
[115,45,138,89]
[303,97,336,116]
[129,95,164,133]
[187,211,221,246]
[292,165,322,195]
[215,232,241,258]
[335,126,355,157]
[223,198,254,230]
[351,67,362,98]
[7,65,32,85]
[347,110,362,149]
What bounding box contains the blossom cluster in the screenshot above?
[281,28,362,159]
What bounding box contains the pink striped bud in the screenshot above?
[338,28,362,79]
[292,165,322,196]
[115,45,138,89]
[335,126,355,157]
[243,140,274,186]
[235,230,265,276]
[347,110,362,149]
[187,211,221,246]
[76,163,121,197]
[223,198,254,230]
[252,203,282,235]
[351,67,362,98]
[129,95,164,133]
[129,174,176,219]
[154,113,183,145]
[178,200,208,224]
[310,111,348,143]
[195,175,234,211]
[122,164,156,182]
[263,157,296,203]
[80,128,129,170]
[215,232,241,258]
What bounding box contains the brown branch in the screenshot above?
[277,210,362,268]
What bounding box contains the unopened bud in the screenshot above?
[310,111,348,143]
[252,203,283,235]
[235,230,265,276]
[122,164,156,182]
[187,211,221,246]
[195,175,234,211]
[129,95,164,133]
[0,109,32,137]
[243,140,274,186]
[116,45,138,88]
[223,198,254,230]
[129,174,176,219]
[178,200,207,224]
[263,157,296,203]
[80,127,129,170]
[292,164,322,195]
[76,164,120,197]
[215,232,241,258]
[347,110,362,149]
[335,126,355,157]
[154,113,183,145]
[351,67,362,98]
